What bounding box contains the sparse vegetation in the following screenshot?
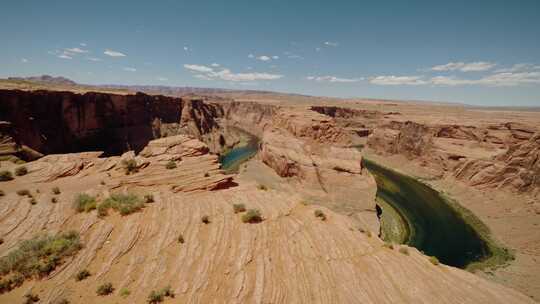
[100,180,106,185]
[383,242,394,250]
[0,190,4,197]
[366,231,372,238]
[165,160,177,170]
[399,247,409,255]
[0,238,3,245]
[314,210,326,221]
[54,298,70,304]
[147,286,174,303]
[52,186,61,195]
[177,234,184,244]
[17,189,31,197]
[75,269,91,281]
[99,193,145,216]
[201,215,210,224]
[256,184,268,191]
[241,209,263,223]
[204,172,210,177]
[122,159,139,175]
[29,198,37,205]
[15,166,28,176]
[429,256,440,266]
[0,231,81,293]
[144,194,154,203]
[51,197,58,203]
[24,292,40,303]
[97,282,114,296]
[233,203,246,213]
[73,193,97,212]
[119,287,131,298]
[0,171,14,181]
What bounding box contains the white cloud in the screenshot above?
[257,55,271,61]
[272,55,279,60]
[21,58,28,63]
[123,67,136,72]
[183,46,189,51]
[157,77,168,81]
[65,47,88,54]
[86,57,102,62]
[184,64,283,82]
[104,49,126,57]
[184,64,214,73]
[80,43,87,47]
[248,54,255,58]
[211,63,220,67]
[315,47,321,52]
[431,61,496,72]
[494,63,540,73]
[307,75,363,83]
[369,75,427,85]
[431,72,540,87]
[324,41,339,47]
[58,54,73,60]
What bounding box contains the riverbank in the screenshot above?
[362,149,540,301]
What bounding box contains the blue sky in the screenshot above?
[1,0,540,106]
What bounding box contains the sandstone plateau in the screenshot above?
[0,88,539,303]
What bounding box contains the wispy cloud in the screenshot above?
[369,75,427,85]
[211,63,220,67]
[65,47,88,54]
[157,77,168,81]
[58,53,73,60]
[257,55,271,61]
[323,41,339,47]
[431,61,496,72]
[307,75,363,83]
[123,67,136,72]
[184,64,283,81]
[80,43,87,47]
[86,57,102,62]
[248,54,255,59]
[183,46,189,51]
[104,49,126,57]
[431,72,540,87]
[21,58,28,63]
[494,63,540,73]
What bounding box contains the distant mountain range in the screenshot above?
[8,75,78,86]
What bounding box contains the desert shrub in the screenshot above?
[165,160,177,170]
[52,187,61,195]
[75,269,90,281]
[399,247,409,255]
[119,287,131,298]
[201,215,210,224]
[204,172,210,177]
[429,256,440,266]
[100,180,106,185]
[383,242,394,250]
[147,286,174,303]
[101,193,144,216]
[29,198,37,205]
[24,292,40,303]
[177,234,184,244]
[144,194,154,203]
[256,184,268,191]
[73,193,96,212]
[97,282,114,296]
[51,197,58,203]
[15,166,28,176]
[0,231,81,284]
[366,231,372,238]
[122,159,138,175]
[0,238,3,245]
[233,203,246,214]
[17,189,31,196]
[0,190,4,196]
[314,210,326,221]
[0,171,13,182]
[241,209,263,223]
[97,201,111,217]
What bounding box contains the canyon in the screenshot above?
[0,88,539,303]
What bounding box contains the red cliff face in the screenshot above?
[0,90,220,156]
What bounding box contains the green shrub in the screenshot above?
[241,209,263,223]
[314,210,326,221]
[122,159,138,175]
[119,287,131,298]
[24,292,40,303]
[52,187,61,195]
[17,189,31,197]
[147,286,174,303]
[73,194,96,212]
[97,282,114,296]
[0,231,81,283]
[429,256,440,266]
[201,215,210,224]
[75,269,90,281]
[144,194,154,203]
[101,193,144,216]
[15,166,28,176]
[0,171,13,181]
[165,160,177,170]
[399,247,409,255]
[233,203,246,214]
